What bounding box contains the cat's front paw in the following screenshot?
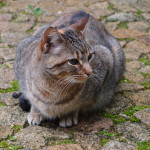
[59,112,78,127]
[27,111,43,125]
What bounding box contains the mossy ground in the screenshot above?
[0,80,19,93]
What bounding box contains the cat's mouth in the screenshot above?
[73,74,89,83]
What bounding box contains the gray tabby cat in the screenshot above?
[14,11,125,127]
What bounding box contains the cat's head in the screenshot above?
[38,18,95,84]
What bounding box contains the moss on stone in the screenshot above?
[0,80,19,93]
[117,22,128,29]
[123,106,150,116]
[140,72,150,78]
[0,140,22,150]
[141,81,150,90]
[139,57,150,66]
[101,139,110,146]
[0,1,7,7]
[12,125,22,133]
[107,3,115,10]
[118,37,135,41]
[102,112,127,124]
[50,139,76,145]
[0,101,6,107]
[137,141,150,150]
[120,77,135,83]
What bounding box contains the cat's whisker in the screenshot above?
[61,78,75,98]
[58,77,74,99]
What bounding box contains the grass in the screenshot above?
[141,81,150,90]
[120,77,134,83]
[12,125,22,133]
[140,72,150,78]
[118,37,135,41]
[118,22,128,29]
[135,10,143,18]
[101,139,110,146]
[0,80,19,93]
[0,140,22,150]
[28,4,45,24]
[51,139,76,145]
[123,106,150,116]
[139,57,150,66]
[0,1,7,7]
[96,130,120,138]
[103,106,150,124]
[102,112,127,124]
[26,28,35,34]
[137,141,150,150]
[107,3,115,10]
[0,101,6,107]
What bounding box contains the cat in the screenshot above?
[14,11,125,127]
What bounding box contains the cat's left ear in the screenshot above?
[70,16,89,34]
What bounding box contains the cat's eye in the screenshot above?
[88,53,94,61]
[68,58,79,65]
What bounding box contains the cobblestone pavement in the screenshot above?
[0,0,150,149]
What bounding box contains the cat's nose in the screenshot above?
[83,63,93,77]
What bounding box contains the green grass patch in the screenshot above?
[51,139,76,145]
[137,141,150,150]
[96,130,120,138]
[26,28,35,34]
[0,140,22,150]
[135,10,142,18]
[120,77,134,83]
[0,101,6,107]
[0,141,8,148]
[9,136,16,141]
[118,22,128,29]
[0,1,7,7]
[101,139,110,146]
[140,72,150,78]
[118,37,135,41]
[123,106,150,116]
[12,125,22,133]
[141,81,150,90]
[102,112,127,124]
[139,57,150,66]
[108,3,115,10]
[0,80,19,93]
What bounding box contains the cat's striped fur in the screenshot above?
[14,11,125,127]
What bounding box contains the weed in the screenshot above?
[0,1,7,7]
[137,141,150,150]
[118,22,128,29]
[0,80,19,93]
[140,72,150,78]
[101,139,110,146]
[51,139,76,145]
[0,101,6,107]
[139,57,150,66]
[108,3,115,10]
[141,81,150,90]
[12,125,22,133]
[28,4,45,24]
[123,106,150,116]
[120,77,134,83]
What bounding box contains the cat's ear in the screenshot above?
[70,16,89,33]
[39,27,64,54]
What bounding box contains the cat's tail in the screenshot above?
[12,92,31,112]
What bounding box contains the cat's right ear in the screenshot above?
[39,27,64,54]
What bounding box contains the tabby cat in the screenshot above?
[14,11,125,127]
